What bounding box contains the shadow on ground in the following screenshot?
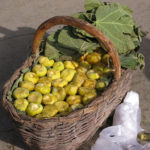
[0,26,35,150]
[0,26,150,150]
[0,26,35,89]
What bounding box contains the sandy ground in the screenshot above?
[0,0,150,149]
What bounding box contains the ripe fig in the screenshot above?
[37,104,58,118]
[52,78,68,88]
[64,61,75,69]
[24,72,39,84]
[78,87,96,96]
[26,103,43,116]
[83,79,96,89]
[47,68,60,80]
[73,72,87,87]
[19,81,34,91]
[54,101,69,113]
[32,64,47,77]
[38,77,51,87]
[86,52,101,64]
[14,99,29,112]
[52,87,66,101]
[39,56,54,67]
[86,70,100,80]
[82,91,97,105]
[13,87,29,99]
[53,61,64,71]
[28,91,42,104]
[65,83,78,95]
[96,81,105,90]
[42,94,58,105]
[35,83,50,94]
[76,66,88,73]
[66,95,81,105]
[61,69,76,82]
[71,61,79,68]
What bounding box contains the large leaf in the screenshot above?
[57,27,100,54]
[45,31,77,59]
[72,12,89,21]
[43,1,144,70]
[84,0,101,11]
[44,27,98,60]
[120,52,145,69]
[44,32,61,59]
[71,27,94,39]
[120,54,138,69]
[95,4,136,54]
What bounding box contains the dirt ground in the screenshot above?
[0,0,150,149]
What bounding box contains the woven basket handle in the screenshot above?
[32,16,121,79]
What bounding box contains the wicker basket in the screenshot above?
[2,16,133,150]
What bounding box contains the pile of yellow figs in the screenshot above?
[13,52,112,118]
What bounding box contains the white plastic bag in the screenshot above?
[91,91,144,150]
[92,125,124,150]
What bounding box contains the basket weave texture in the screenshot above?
[2,16,133,150]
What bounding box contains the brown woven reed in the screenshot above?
[2,16,133,150]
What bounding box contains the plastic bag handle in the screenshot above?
[32,16,121,79]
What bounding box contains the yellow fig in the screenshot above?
[76,66,88,73]
[24,72,39,84]
[66,95,81,105]
[47,68,60,80]
[28,91,42,104]
[32,64,47,77]
[54,101,69,113]
[78,87,96,96]
[42,94,58,105]
[14,99,29,112]
[82,91,97,105]
[38,77,51,87]
[86,70,100,80]
[52,87,66,101]
[35,83,50,94]
[73,72,87,87]
[96,81,105,90]
[19,81,34,91]
[13,87,29,99]
[37,104,58,118]
[103,67,113,74]
[52,79,68,88]
[86,52,101,64]
[65,83,78,95]
[64,61,75,69]
[39,56,54,67]
[53,61,64,71]
[61,69,76,82]
[26,103,43,117]
[71,61,79,68]
[83,79,96,89]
